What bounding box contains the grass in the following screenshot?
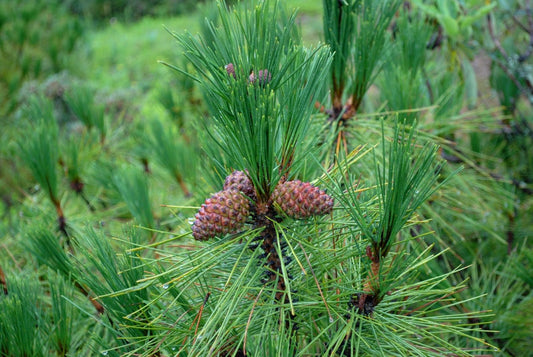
[80,16,199,88]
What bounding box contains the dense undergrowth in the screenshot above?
[1,0,532,356]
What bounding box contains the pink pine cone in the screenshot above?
[271,180,333,219]
[224,170,256,200]
[192,189,250,241]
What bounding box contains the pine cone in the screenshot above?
[271,180,333,219]
[249,69,271,86]
[225,63,236,78]
[192,190,250,241]
[224,170,256,200]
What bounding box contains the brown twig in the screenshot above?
[179,291,210,352]
[507,210,516,255]
[257,211,287,302]
[0,265,7,294]
[421,67,435,103]
[175,171,191,198]
[487,13,509,58]
[74,281,105,314]
[193,292,211,345]
[243,288,264,352]
[511,13,530,34]
[52,199,71,247]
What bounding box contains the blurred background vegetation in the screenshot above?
[1,0,532,355]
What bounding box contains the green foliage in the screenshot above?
[322,0,356,104]
[430,70,466,121]
[0,0,84,116]
[0,273,44,357]
[65,85,107,143]
[490,61,520,114]
[463,253,533,356]
[410,0,497,114]
[484,0,533,187]
[133,127,491,355]
[391,9,432,76]
[347,0,401,111]
[60,138,92,207]
[66,0,208,22]
[323,0,401,114]
[412,0,496,46]
[313,252,490,356]
[48,272,83,356]
[74,228,155,355]
[143,118,195,196]
[27,228,74,278]
[334,122,450,262]
[17,96,60,204]
[516,247,533,287]
[0,268,94,356]
[112,166,154,229]
[380,9,432,123]
[156,85,184,127]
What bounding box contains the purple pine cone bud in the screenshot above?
[225,63,236,78]
[249,69,271,86]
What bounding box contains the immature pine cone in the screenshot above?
[192,190,250,241]
[271,180,333,219]
[249,69,271,86]
[225,63,236,78]
[224,170,256,200]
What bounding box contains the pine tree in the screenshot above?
[3,1,530,356]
